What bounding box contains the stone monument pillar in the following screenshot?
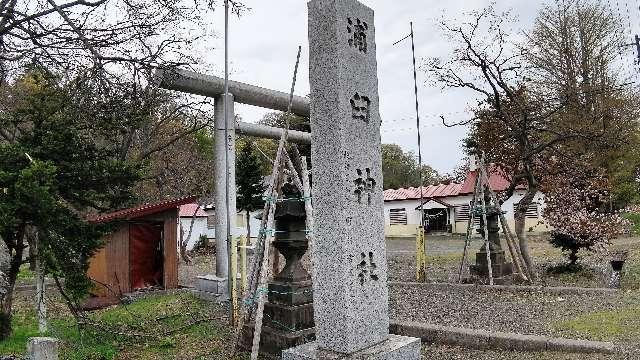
[470,204,513,284]
[283,0,421,358]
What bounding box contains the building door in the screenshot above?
[425,208,448,232]
[130,222,164,290]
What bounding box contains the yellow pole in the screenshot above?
[231,234,239,324]
[240,235,248,292]
[416,226,427,282]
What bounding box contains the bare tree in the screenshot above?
[0,0,246,333]
[425,3,631,278]
[0,0,247,78]
[0,0,247,164]
[524,0,638,166]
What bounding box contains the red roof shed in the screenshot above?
[86,197,195,300]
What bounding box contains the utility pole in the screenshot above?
[634,34,640,64]
[393,21,426,281]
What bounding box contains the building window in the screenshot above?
[389,208,407,225]
[455,204,481,225]
[454,205,470,222]
[207,213,216,229]
[514,203,539,219]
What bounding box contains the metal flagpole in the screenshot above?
[223,0,236,325]
[394,22,426,281]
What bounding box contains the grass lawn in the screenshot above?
[1,291,254,360]
[555,291,640,344]
[15,264,35,285]
[0,312,40,355]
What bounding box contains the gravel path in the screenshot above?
[389,283,623,337]
[421,345,639,360]
[387,236,640,287]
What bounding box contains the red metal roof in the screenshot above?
[88,196,197,224]
[384,182,463,201]
[179,203,208,217]
[384,165,526,202]
[459,166,525,194]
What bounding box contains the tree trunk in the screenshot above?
[34,233,47,334]
[179,224,191,264]
[514,189,538,280]
[0,233,22,341]
[568,249,579,266]
[180,208,199,264]
[246,211,251,246]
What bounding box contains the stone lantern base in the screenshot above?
[470,244,513,284]
[240,280,315,356]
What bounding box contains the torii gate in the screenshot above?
[156,68,311,300]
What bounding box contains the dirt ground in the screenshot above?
[177,235,640,359]
[387,235,640,286]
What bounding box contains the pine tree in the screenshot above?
[0,67,140,339]
[236,142,266,243]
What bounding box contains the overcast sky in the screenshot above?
[195,0,637,174]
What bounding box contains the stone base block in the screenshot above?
[241,323,316,356]
[264,302,314,330]
[195,274,228,300]
[191,289,227,303]
[27,337,59,360]
[475,250,508,266]
[282,335,421,360]
[470,262,513,278]
[269,281,313,305]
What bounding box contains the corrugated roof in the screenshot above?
[384,165,525,202]
[384,182,463,201]
[179,203,208,218]
[88,196,197,224]
[459,166,525,194]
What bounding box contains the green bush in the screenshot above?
[193,234,209,252]
[549,232,594,265]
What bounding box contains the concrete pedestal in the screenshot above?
[193,275,228,301]
[282,335,421,360]
[27,337,59,360]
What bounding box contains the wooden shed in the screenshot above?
[86,197,195,299]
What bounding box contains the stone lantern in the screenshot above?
[608,250,628,288]
[242,182,315,355]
